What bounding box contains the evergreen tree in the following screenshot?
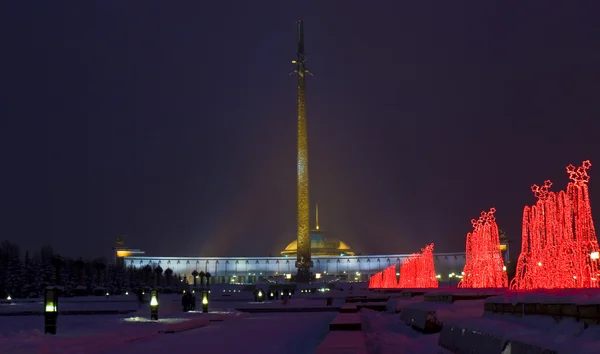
[106,265,117,293]
[0,241,20,297]
[39,262,54,294]
[6,251,23,297]
[23,252,37,297]
[85,260,94,291]
[61,258,76,294]
[74,259,85,286]
[51,255,65,286]
[116,267,129,294]
[143,264,152,286]
[92,259,106,294]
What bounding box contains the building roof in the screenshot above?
[281,232,355,256]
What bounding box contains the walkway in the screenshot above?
[112,312,337,354]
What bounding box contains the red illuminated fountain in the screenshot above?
[398,244,438,288]
[458,208,508,288]
[511,160,600,289]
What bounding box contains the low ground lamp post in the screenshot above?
[150,290,159,320]
[44,287,58,335]
[448,273,456,287]
[202,290,209,313]
[257,289,264,303]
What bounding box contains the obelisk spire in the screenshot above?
[292,20,313,282]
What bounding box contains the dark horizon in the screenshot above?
[1,2,600,260]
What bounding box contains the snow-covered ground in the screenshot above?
[115,312,336,354]
[2,286,600,354]
[0,307,334,353]
[361,309,450,353]
[0,292,342,354]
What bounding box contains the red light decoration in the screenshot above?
[368,270,383,289]
[398,244,438,288]
[511,160,600,289]
[382,265,397,288]
[368,266,397,289]
[458,208,508,288]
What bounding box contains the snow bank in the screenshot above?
[484,289,600,305]
[361,309,450,353]
[439,316,600,354]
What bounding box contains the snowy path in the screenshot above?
[112,312,337,354]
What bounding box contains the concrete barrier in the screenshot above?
[399,305,442,333]
[484,299,600,324]
[437,317,599,354]
[438,319,509,353]
[329,313,362,331]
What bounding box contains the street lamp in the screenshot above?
[44,287,59,334]
[257,289,264,302]
[201,290,209,313]
[448,273,455,287]
[150,290,159,320]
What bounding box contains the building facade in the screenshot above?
[123,252,466,285]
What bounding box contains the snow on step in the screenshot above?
[356,303,387,311]
[386,296,425,313]
[340,304,358,313]
[400,300,484,333]
[315,331,368,354]
[346,296,389,303]
[424,289,503,303]
[159,317,209,333]
[329,313,362,331]
[439,316,600,354]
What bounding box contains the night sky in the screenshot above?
[1,2,599,260]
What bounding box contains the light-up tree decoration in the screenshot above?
[368,270,383,289]
[382,265,397,288]
[511,160,600,289]
[398,244,438,288]
[458,208,508,288]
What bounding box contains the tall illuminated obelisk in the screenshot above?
[292,20,312,282]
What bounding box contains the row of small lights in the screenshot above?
[11,252,599,305]
[16,251,599,302]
